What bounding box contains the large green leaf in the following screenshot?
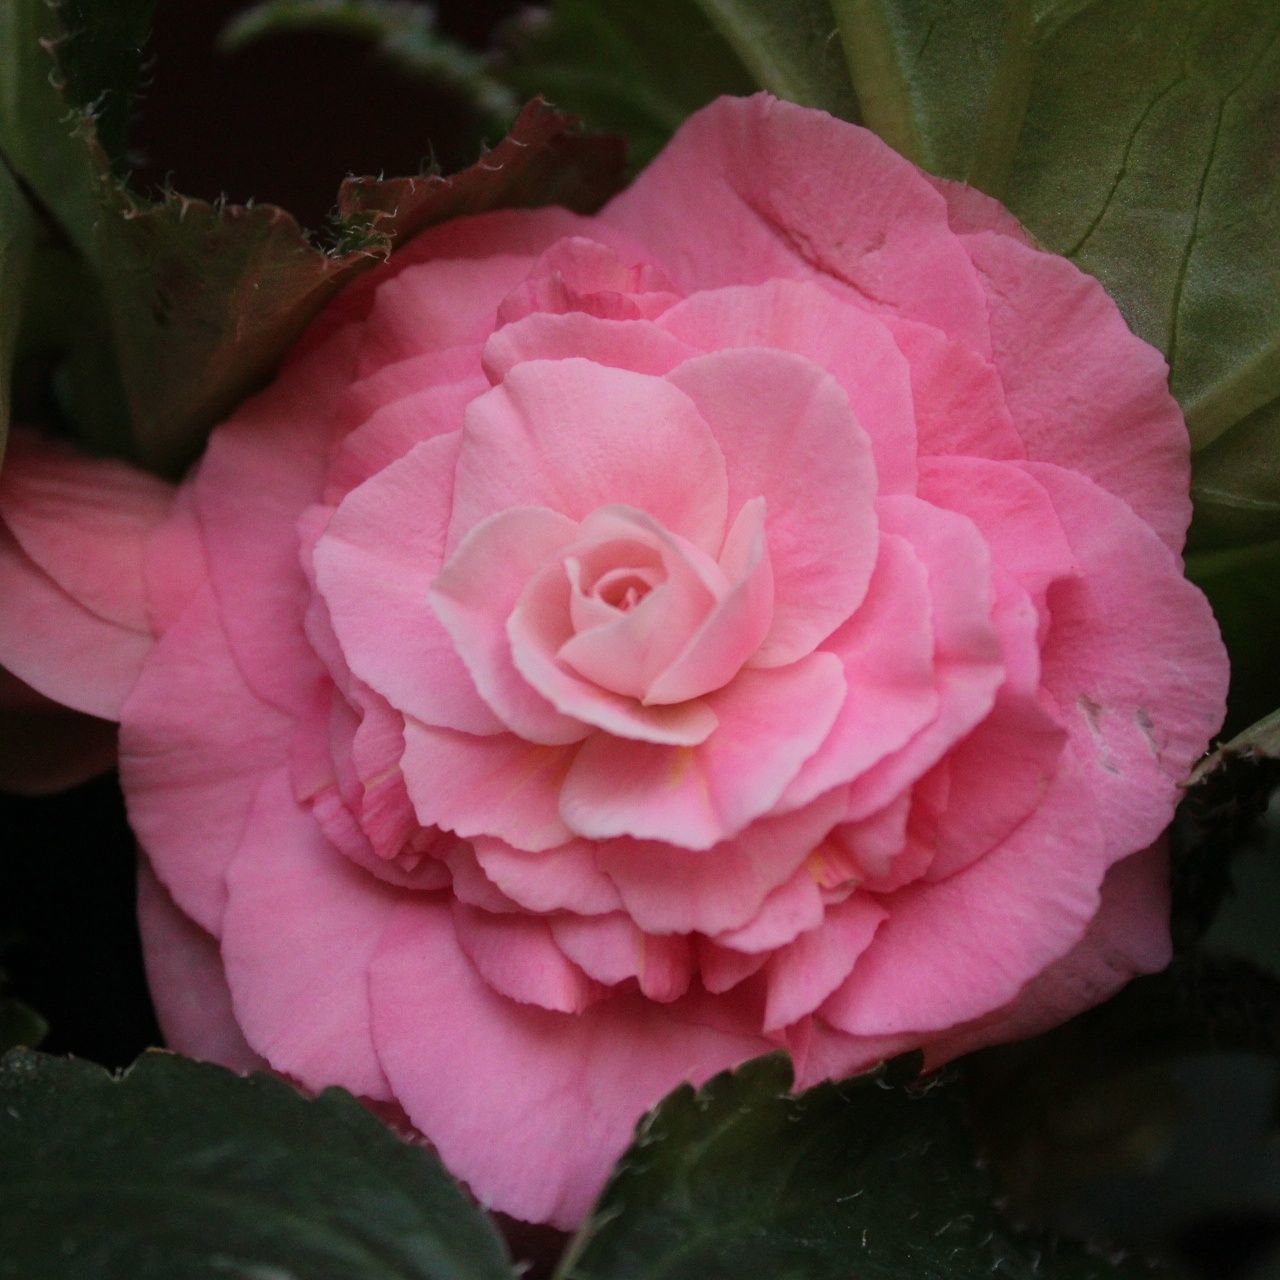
[690,0,861,120]
[559,1055,1164,1279]
[502,0,756,169]
[0,160,34,461]
[0,1049,514,1280]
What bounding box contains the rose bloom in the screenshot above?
[0,97,1227,1226]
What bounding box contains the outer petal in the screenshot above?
[120,585,290,934]
[667,349,878,665]
[136,860,265,1073]
[602,94,991,352]
[195,326,360,715]
[370,899,771,1227]
[561,654,846,849]
[449,359,729,554]
[963,231,1191,550]
[221,770,396,1100]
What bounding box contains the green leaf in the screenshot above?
[828,0,1035,189]
[0,159,35,462]
[501,0,756,169]
[1002,1,1280,454]
[690,0,861,120]
[1188,394,1280,551]
[560,1054,1164,1279]
[0,998,45,1054]
[0,1049,514,1280]
[99,100,624,475]
[222,0,519,126]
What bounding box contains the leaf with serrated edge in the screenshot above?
[559,1054,1165,1280]
[0,1049,514,1280]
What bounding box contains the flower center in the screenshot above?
[593,566,660,612]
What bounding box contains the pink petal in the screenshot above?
[471,836,622,915]
[136,860,266,1073]
[549,913,693,1002]
[596,790,847,936]
[195,325,359,715]
[764,895,887,1032]
[315,433,508,736]
[561,654,846,849]
[821,753,1110,1036]
[452,901,603,1013]
[659,280,917,493]
[1028,461,1228,860]
[926,175,1034,242]
[144,486,206,636]
[0,426,173,630]
[483,313,698,382]
[697,940,769,993]
[602,95,990,352]
[843,496,1005,821]
[921,841,1171,1065]
[963,231,1191,551]
[667,348,878,665]
[119,585,291,934]
[783,532,939,809]
[369,898,771,1227]
[430,506,589,744]
[449,360,728,555]
[712,868,825,953]
[0,525,150,719]
[221,769,396,1100]
[400,719,575,852]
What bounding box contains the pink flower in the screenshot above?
[0,96,1228,1227]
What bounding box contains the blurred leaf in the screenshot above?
[0,998,45,1053]
[0,1049,514,1280]
[501,0,755,169]
[1189,396,1280,552]
[690,0,861,120]
[100,100,624,475]
[222,0,519,125]
[828,0,1034,190]
[560,1054,1165,1279]
[0,160,35,461]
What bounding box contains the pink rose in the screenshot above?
[0,96,1228,1227]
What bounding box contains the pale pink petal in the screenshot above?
[471,836,622,915]
[821,754,1110,1035]
[920,841,1171,1065]
[926,175,1034,242]
[0,525,150,719]
[644,498,774,704]
[1028,461,1228,860]
[667,348,878,665]
[596,790,847,935]
[603,94,990,352]
[195,326,359,715]
[1,426,173,630]
[712,869,825,954]
[843,496,1005,821]
[452,902,603,1013]
[659,281,917,493]
[549,913,693,1002]
[561,654,846,849]
[697,940,769,993]
[400,719,575,853]
[483,313,698,382]
[763,895,887,1032]
[221,769,396,1100]
[442,841,523,913]
[430,506,589,744]
[370,899,771,1227]
[882,316,1025,460]
[817,792,911,889]
[782,533,939,809]
[315,433,508,736]
[119,585,291,934]
[144,486,206,636]
[449,360,728,554]
[963,231,1191,550]
[136,860,266,1073]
